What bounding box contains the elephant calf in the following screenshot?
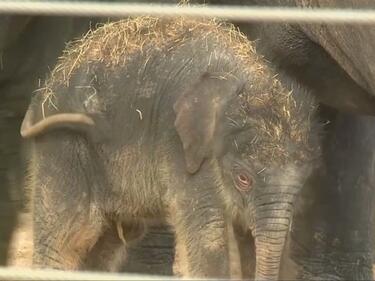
[21,17,321,279]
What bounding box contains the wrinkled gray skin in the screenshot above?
[0,8,188,275]
[0,15,105,265]
[127,1,375,278]
[126,121,375,281]
[5,1,374,279]
[200,0,375,279]
[22,23,319,279]
[0,0,179,267]
[241,1,375,279]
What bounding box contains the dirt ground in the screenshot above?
[6,212,32,268]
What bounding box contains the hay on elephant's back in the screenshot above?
[41,16,319,165]
[50,17,260,87]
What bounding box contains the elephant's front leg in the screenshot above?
[170,189,230,278]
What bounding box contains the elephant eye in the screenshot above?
[234,169,253,192]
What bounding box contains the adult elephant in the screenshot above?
[0,14,105,265]
[207,0,375,115]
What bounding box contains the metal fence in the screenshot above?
[0,1,375,24]
[0,266,183,280]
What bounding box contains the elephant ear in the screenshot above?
[173,72,243,174]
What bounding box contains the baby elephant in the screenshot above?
[21,17,321,280]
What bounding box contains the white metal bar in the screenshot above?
[0,266,183,280]
[0,1,374,24]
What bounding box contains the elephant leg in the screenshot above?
[86,222,175,275]
[170,196,230,278]
[83,221,128,272]
[33,207,103,270]
[31,133,106,270]
[173,233,188,277]
[32,185,103,271]
[232,223,255,280]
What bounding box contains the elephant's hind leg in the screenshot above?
[32,204,103,270]
[31,132,105,270]
[82,221,129,272]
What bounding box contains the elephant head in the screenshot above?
[173,64,320,279]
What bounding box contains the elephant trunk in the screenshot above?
[254,221,289,280]
[252,192,295,280]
